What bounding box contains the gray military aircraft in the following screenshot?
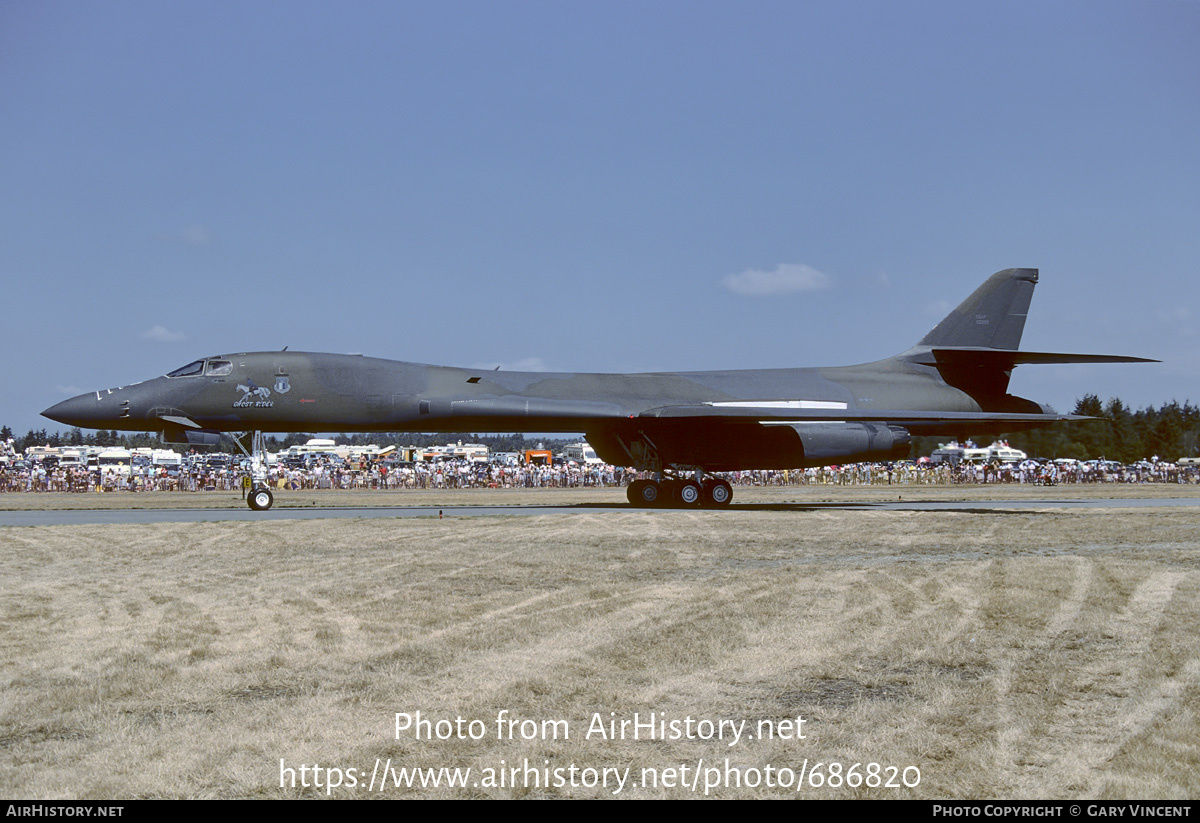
[43,268,1153,510]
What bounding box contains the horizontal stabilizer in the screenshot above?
[919,347,1158,367]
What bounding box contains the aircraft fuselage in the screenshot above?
[44,349,988,435]
[41,268,1154,506]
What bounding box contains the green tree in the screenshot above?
[1070,394,1113,459]
[1146,401,1183,460]
[1105,398,1140,463]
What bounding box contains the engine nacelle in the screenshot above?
[587,419,912,472]
[790,422,911,466]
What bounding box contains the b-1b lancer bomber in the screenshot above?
[43,269,1153,510]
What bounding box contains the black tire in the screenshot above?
[248,486,274,511]
[675,479,702,506]
[627,480,644,506]
[703,478,733,507]
[627,479,660,507]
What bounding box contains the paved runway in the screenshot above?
[3,496,1199,526]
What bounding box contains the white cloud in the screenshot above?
[142,325,186,342]
[721,263,831,296]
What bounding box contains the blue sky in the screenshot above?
[3,0,1196,436]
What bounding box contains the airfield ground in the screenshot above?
[1,481,1197,510]
[2,485,1199,798]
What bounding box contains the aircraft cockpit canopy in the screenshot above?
[167,359,232,378]
[167,360,204,378]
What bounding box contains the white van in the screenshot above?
[96,449,133,477]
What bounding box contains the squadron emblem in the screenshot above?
[233,379,274,408]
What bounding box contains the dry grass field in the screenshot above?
[3,488,1199,799]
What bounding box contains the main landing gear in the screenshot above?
[626,474,733,509]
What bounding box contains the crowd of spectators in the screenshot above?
[2,453,1196,494]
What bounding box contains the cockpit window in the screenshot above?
[205,360,232,376]
[167,360,205,378]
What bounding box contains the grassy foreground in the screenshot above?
[2,498,1199,798]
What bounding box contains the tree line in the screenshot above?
[911,396,1200,463]
[6,395,1199,464]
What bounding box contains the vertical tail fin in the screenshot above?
[919,268,1038,350]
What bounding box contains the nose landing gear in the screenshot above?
[248,486,274,511]
[233,430,274,511]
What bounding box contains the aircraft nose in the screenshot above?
[42,392,108,428]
